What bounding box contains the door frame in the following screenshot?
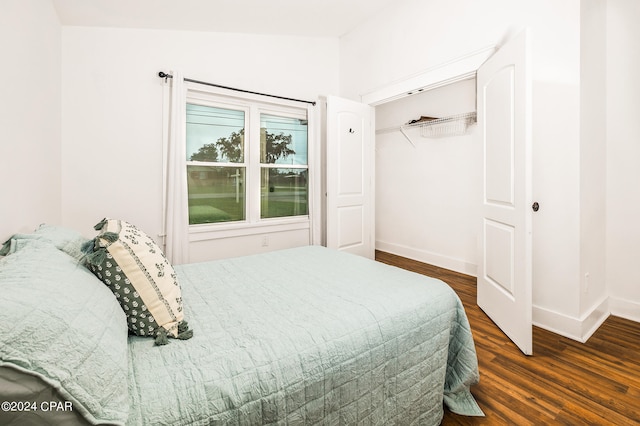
[361,46,496,106]
[355,44,495,259]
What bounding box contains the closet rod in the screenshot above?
[157,71,316,106]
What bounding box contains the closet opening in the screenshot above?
[374,78,480,276]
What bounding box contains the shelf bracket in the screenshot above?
[399,126,416,147]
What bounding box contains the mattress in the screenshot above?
[0,366,93,426]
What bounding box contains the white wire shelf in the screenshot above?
[376,111,477,146]
[405,112,476,137]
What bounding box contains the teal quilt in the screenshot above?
[0,239,129,425]
[126,246,482,425]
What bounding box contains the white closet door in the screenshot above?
[477,30,534,355]
[325,96,375,259]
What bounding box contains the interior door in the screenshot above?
[325,96,375,259]
[477,30,533,355]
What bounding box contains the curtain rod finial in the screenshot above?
[158,71,173,81]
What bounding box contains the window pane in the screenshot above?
[187,165,245,224]
[261,168,308,218]
[260,114,307,165]
[186,104,244,163]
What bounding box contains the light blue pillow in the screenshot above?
[0,239,129,425]
[0,224,90,261]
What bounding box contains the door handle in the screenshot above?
[532,202,539,212]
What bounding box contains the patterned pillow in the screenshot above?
[85,218,193,345]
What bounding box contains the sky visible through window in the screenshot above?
[186,104,308,163]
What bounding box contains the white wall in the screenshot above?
[375,79,480,275]
[579,0,608,327]
[531,81,581,324]
[61,27,339,256]
[606,0,640,322]
[340,0,580,101]
[0,0,62,242]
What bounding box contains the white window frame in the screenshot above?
[184,84,315,243]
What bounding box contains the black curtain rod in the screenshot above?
[158,72,316,106]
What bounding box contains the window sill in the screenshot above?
[188,217,310,242]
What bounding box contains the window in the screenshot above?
[185,94,309,228]
[186,104,246,224]
[259,114,308,219]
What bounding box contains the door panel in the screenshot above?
[477,30,533,355]
[484,219,515,297]
[338,113,365,195]
[338,206,364,248]
[326,96,375,259]
[485,67,515,205]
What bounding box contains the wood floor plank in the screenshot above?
[374,250,640,425]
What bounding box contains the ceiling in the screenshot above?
[51,0,399,38]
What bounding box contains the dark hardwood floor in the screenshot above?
[375,250,640,426]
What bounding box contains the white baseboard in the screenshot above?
[375,240,477,276]
[374,242,639,342]
[533,296,610,343]
[609,297,640,323]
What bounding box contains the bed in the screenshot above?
[0,223,483,425]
